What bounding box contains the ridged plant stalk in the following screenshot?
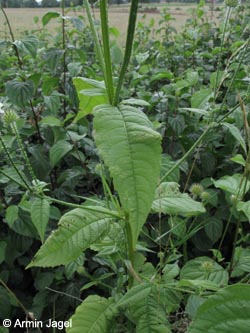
[83,0,140,286]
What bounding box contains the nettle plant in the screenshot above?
[1,0,250,332]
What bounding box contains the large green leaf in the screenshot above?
[191,88,213,109]
[136,297,171,333]
[117,283,152,308]
[30,198,50,243]
[180,256,228,287]
[188,284,250,333]
[213,174,250,198]
[6,80,34,107]
[49,140,73,167]
[27,208,112,268]
[66,296,117,333]
[93,104,162,248]
[73,78,108,121]
[13,35,39,58]
[152,182,205,216]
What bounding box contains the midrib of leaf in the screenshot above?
[88,300,115,333]
[119,107,140,226]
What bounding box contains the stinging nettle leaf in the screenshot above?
[6,80,34,107]
[93,104,162,249]
[27,208,113,268]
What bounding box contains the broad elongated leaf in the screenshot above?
[73,78,108,121]
[66,296,117,333]
[152,182,205,216]
[188,284,250,333]
[30,198,50,243]
[49,140,73,167]
[93,104,162,248]
[27,208,112,267]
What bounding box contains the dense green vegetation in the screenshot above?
[0,0,250,332]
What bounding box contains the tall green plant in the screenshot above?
[24,0,163,330]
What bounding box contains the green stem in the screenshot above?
[100,0,114,103]
[125,218,135,288]
[0,6,23,68]
[113,0,139,105]
[11,122,36,182]
[160,124,215,183]
[0,135,31,190]
[0,169,28,189]
[43,195,122,219]
[228,177,248,276]
[83,0,106,82]
[213,6,232,101]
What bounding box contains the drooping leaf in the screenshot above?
[6,80,34,107]
[152,182,205,216]
[30,198,50,243]
[73,77,108,121]
[230,154,246,167]
[188,284,250,333]
[222,122,247,154]
[121,98,150,107]
[42,11,60,26]
[27,208,112,268]
[66,296,118,333]
[93,104,161,248]
[49,140,73,167]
